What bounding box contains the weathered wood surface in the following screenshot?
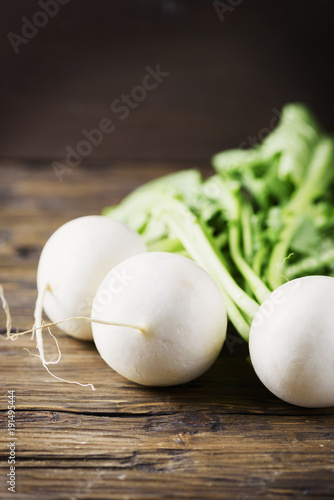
[1,162,334,500]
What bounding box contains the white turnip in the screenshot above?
[249,275,334,408]
[36,215,146,342]
[92,252,227,386]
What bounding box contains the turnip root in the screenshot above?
[36,216,146,343]
[249,275,334,408]
[21,215,145,388]
[92,252,227,386]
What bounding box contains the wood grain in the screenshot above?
[1,162,334,499]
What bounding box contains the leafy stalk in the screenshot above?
[267,138,334,289]
[153,199,259,314]
[104,103,334,342]
[240,201,253,264]
[228,221,271,303]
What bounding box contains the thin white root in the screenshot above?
[32,287,96,389]
[3,284,97,391]
[0,284,12,337]
[42,362,95,391]
[33,284,49,364]
[23,344,95,390]
[23,347,42,357]
[23,328,60,364]
[43,322,62,365]
[10,316,146,339]
[2,283,145,391]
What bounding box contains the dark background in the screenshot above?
[1,0,333,163]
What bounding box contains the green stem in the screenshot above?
[153,198,258,339]
[165,214,252,339]
[240,201,253,264]
[220,292,251,342]
[252,245,268,279]
[267,138,334,289]
[228,222,271,303]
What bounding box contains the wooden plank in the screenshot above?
[0,411,333,499]
[1,411,334,460]
[2,468,333,500]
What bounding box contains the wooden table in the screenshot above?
[1,162,333,499]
